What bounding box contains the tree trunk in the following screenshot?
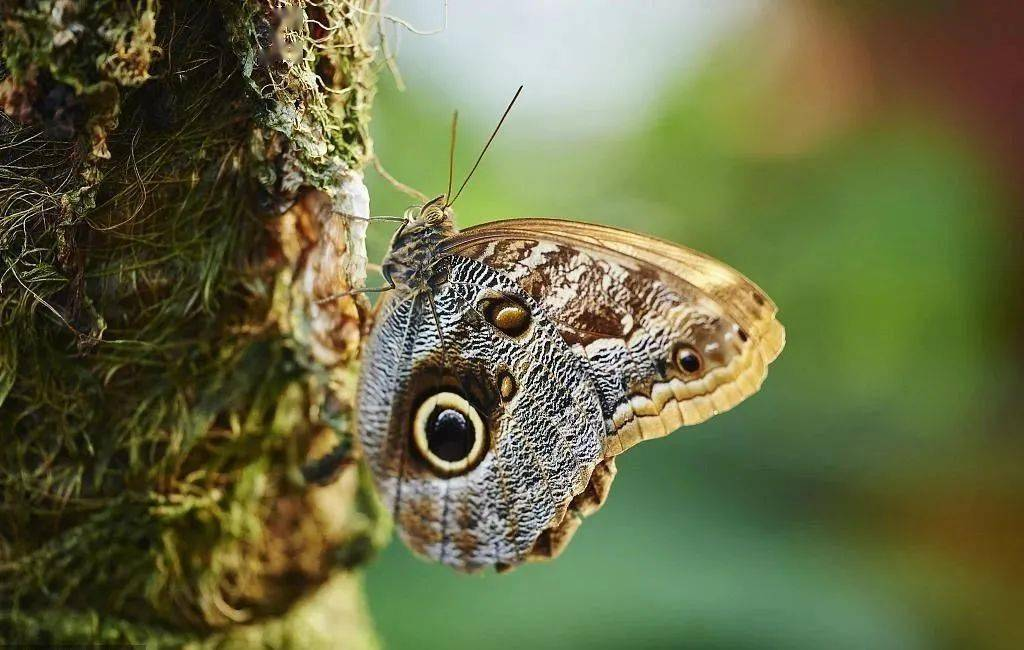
[0,1,386,646]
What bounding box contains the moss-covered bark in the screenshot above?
[0,1,387,646]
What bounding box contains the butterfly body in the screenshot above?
[380,198,456,294]
[357,197,784,572]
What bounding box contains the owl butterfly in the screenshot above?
[355,89,784,572]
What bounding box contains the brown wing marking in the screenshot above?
[444,218,785,366]
[445,219,785,456]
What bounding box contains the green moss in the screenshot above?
[0,606,187,648]
[1,0,385,644]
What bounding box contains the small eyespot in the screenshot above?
[498,372,517,401]
[737,328,749,342]
[481,296,531,337]
[412,392,487,476]
[674,345,702,374]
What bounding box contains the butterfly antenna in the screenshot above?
[446,110,458,204]
[447,84,523,207]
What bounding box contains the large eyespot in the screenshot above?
[480,296,531,337]
[412,392,487,476]
[673,344,702,374]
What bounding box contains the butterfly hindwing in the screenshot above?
[356,255,607,571]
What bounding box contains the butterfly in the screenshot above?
[354,89,784,572]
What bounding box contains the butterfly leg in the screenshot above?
[315,281,395,304]
[301,435,354,486]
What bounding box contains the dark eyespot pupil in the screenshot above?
[427,408,475,462]
[678,350,701,373]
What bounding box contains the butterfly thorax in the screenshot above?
[381,196,457,295]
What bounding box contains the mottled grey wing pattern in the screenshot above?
[444,219,785,456]
[358,215,784,572]
[356,255,607,571]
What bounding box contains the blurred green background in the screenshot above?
[360,2,1023,648]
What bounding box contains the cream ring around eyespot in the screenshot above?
[412,391,487,475]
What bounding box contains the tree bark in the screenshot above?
[0,1,386,646]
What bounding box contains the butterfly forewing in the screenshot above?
[444,219,785,455]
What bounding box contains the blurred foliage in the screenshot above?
[362,6,1022,650]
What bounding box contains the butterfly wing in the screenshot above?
[359,218,784,571]
[442,218,785,456]
[356,255,608,571]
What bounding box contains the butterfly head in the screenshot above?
[381,85,525,296]
[382,196,457,292]
[417,194,457,230]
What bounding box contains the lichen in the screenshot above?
[1,1,387,645]
[1,0,163,163]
